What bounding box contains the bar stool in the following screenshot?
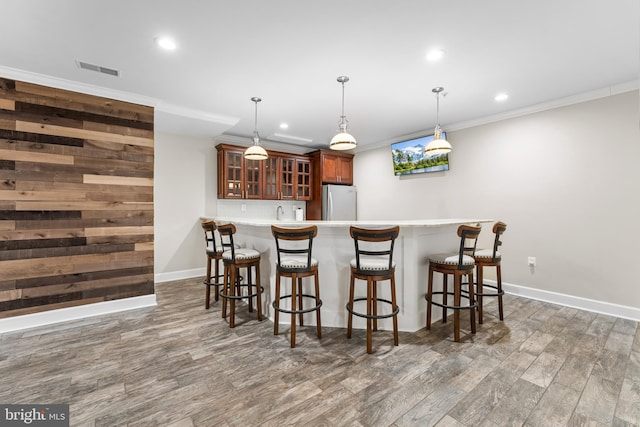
[271,225,322,348]
[347,226,400,354]
[426,224,481,342]
[217,223,263,328]
[201,220,223,309]
[474,221,507,324]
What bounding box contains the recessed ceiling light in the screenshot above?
[426,49,445,61]
[279,123,289,129]
[155,37,176,50]
[494,93,509,101]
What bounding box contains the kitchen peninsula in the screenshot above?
[206,218,492,332]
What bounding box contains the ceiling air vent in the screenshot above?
[76,60,120,77]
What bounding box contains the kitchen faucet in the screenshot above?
[276,205,284,220]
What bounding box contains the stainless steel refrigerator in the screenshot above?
[322,184,357,220]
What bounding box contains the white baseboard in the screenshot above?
[0,295,157,334]
[154,267,205,283]
[496,280,640,322]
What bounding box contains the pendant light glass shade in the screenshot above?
[424,87,452,156]
[329,76,357,150]
[244,97,268,160]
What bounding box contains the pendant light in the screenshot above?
[424,87,452,155]
[244,97,268,160]
[329,76,357,150]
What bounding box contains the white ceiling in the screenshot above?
[1,0,638,152]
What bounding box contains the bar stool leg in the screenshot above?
[247,267,254,313]
[468,271,476,334]
[426,265,434,330]
[290,273,297,348]
[497,264,504,320]
[391,273,399,346]
[255,263,262,321]
[366,277,373,354]
[205,255,212,309]
[274,270,281,335]
[213,256,220,302]
[453,273,461,342]
[372,280,378,331]
[477,264,484,324]
[347,274,355,338]
[442,274,449,324]
[298,277,304,326]
[314,271,322,339]
[229,265,237,328]
[221,264,229,319]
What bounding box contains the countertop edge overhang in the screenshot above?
[202,217,493,228]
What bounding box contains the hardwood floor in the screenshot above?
[1,277,639,426]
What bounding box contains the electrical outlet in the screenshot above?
[528,256,536,267]
[241,204,246,212]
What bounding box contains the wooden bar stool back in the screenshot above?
[217,223,263,328]
[474,221,507,323]
[426,223,481,342]
[271,225,322,348]
[347,225,400,354]
[201,220,223,309]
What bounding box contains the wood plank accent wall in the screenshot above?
[0,78,154,319]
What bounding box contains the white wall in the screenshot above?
[154,132,217,279]
[354,90,640,312]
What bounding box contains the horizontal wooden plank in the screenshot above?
[0,280,16,291]
[84,226,154,237]
[13,80,154,119]
[0,210,82,220]
[0,297,104,319]
[83,120,153,138]
[0,99,15,111]
[85,235,153,245]
[0,228,85,241]
[0,289,21,302]
[0,129,85,147]
[0,220,15,231]
[0,148,74,165]
[0,118,16,131]
[135,242,154,251]
[74,155,154,173]
[0,243,135,262]
[15,200,154,211]
[16,265,153,289]
[16,121,154,148]
[4,138,154,163]
[21,273,153,298]
[0,250,154,281]
[83,174,153,186]
[0,190,86,201]
[1,179,15,190]
[14,102,154,132]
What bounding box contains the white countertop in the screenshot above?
[206,217,492,228]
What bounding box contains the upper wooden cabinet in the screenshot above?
[217,145,263,199]
[305,149,355,220]
[312,150,354,185]
[216,144,312,201]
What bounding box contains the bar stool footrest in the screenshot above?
[346,297,400,320]
[204,274,244,287]
[426,291,478,311]
[272,294,322,315]
[219,284,264,300]
[475,282,504,297]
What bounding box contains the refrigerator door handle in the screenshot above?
[328,191,333,219]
